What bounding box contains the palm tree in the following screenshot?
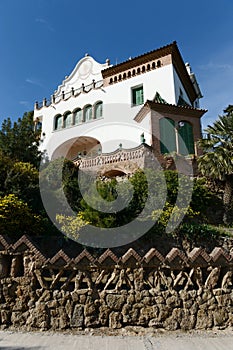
[198,106,233,225]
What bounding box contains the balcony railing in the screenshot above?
[35,80,104,110]
[73,143,153,170]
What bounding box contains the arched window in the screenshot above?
[63,111,72,128]
[54,114,63,130]
[84,105,92,122]
[159,118,176,154]
[178,121,194,155]
[94,101,103,119]
[73,108,82,124]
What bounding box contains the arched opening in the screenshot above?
[84,105,92,122]
[54,114,63,130]
[63,111,72,128]
[52,136,101,161]
[103,169,126,178]
[178,121,195,155]
[159,118,176,154]
[94,101,103,119]
[73,108,82,124]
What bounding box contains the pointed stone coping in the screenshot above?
[209,247,231,266]
[121,248,141,264]
[11,235,46,263]
[143,248,164,265]
[98,249,119,265]
[49,249,72,267]
[188,247,211,267]
[0,235,11,251]
[165,248,187,268]
[74,249,95,266]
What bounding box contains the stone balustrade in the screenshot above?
[73,144,153,174]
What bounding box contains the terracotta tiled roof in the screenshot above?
[102,41,200,103]
[102,41,177,75]
[134,100,207,123]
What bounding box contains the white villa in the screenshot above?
[34,41,206,176]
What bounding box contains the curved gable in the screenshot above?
[55,55,109,97]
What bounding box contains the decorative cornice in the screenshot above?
[102,42,176,76]
[102,41,199,103]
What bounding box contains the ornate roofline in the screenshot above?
[102,42,176,75]
[102,41,199,103]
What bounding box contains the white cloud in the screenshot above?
[198,62,233,71]
[19,101,31,110]
[26,78,44,88]
[35,18,55,32]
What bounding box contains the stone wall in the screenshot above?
[0,235,232,331]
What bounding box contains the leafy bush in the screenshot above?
[0,194,44,237]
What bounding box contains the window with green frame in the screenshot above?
[132,85,144,106]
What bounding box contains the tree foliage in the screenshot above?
[198,106,233,224]
[0,111,42,168]
[0,194,43,237]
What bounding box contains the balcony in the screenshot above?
[73,143,155,177]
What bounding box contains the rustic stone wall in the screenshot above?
[0,235,232,331]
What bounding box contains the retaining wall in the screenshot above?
[0,235,232,331]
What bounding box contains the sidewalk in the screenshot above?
[0,329,233,350]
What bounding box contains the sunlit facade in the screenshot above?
[34,42,206,176]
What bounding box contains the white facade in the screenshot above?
[34,42,204,165]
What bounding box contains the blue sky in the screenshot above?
[0,0,233,130]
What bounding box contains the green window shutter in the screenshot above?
[178,122,194,155]
[159,118,176,154]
